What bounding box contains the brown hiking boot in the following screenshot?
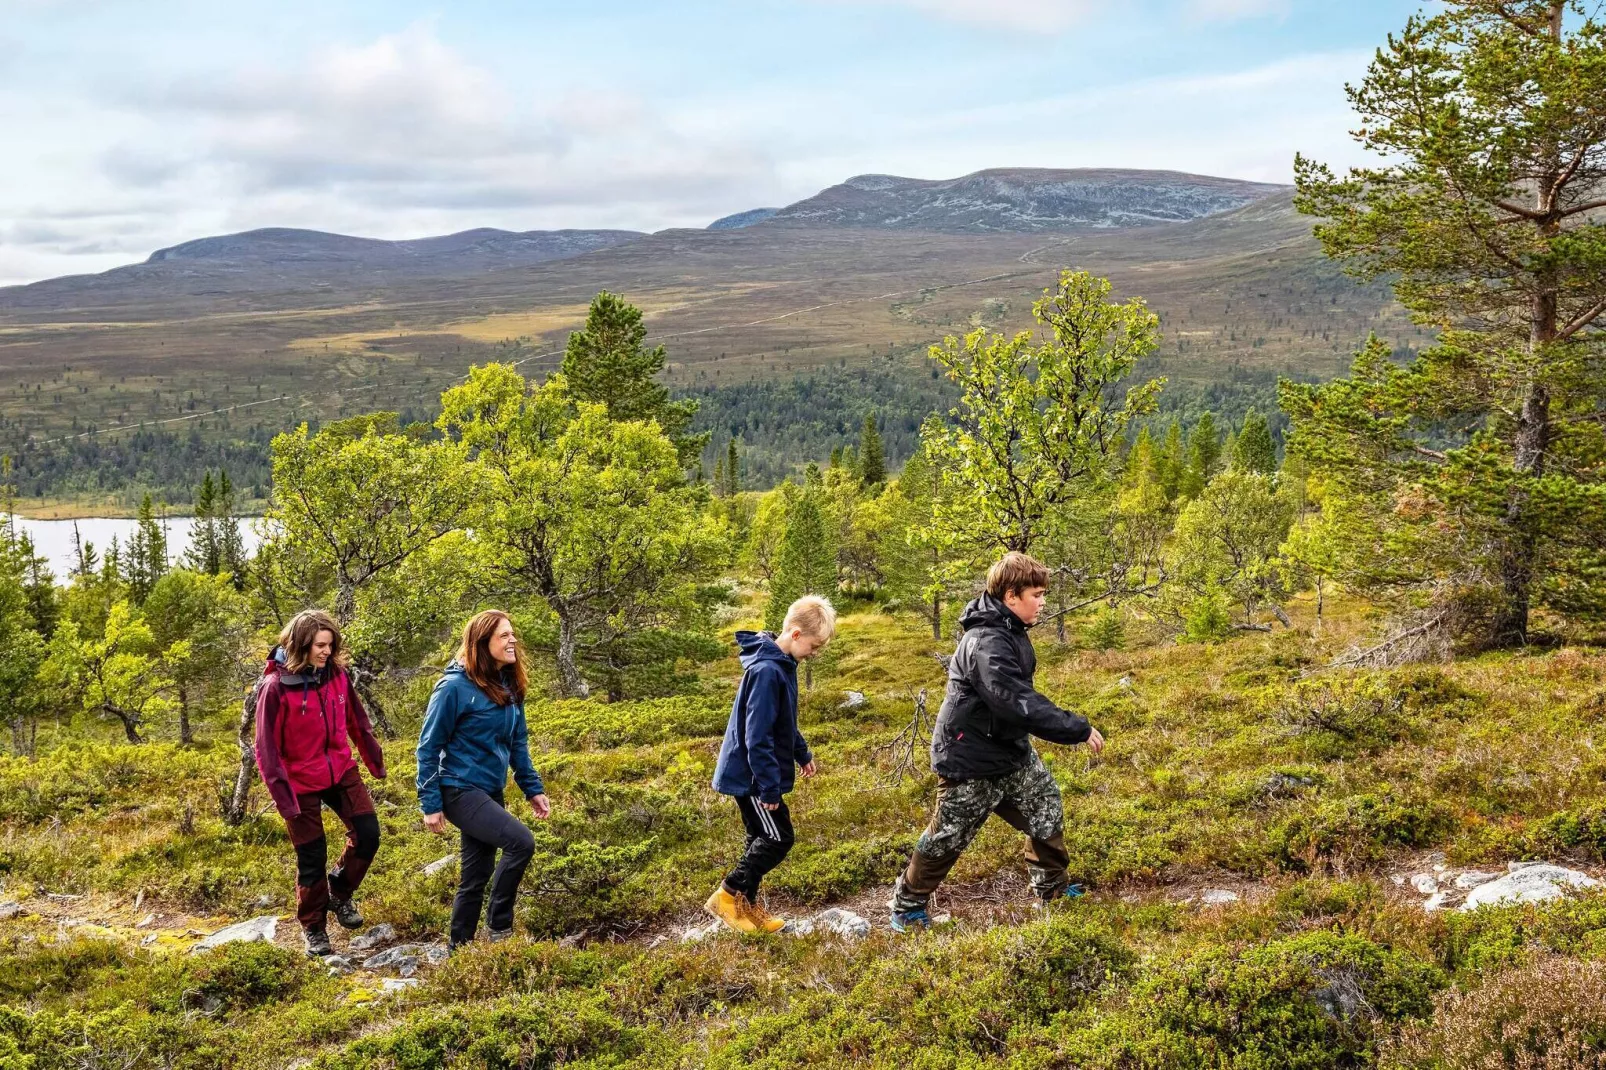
[742,897,787,934]
[705,886,761,934]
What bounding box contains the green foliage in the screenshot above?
[858,412,885,487]
[1291,3,1606,645]
[922,269,1164,555]
[1058,931,1443,1070]
[524,696,728,749]
[438,364,727,698]
[1182,584,1235,643]
[1085,606,1127,651]
[562,290,705,466]
[1273,793,1454,872]
[1169,470,1296,629]
[766,484,835,632]
[1231,411,1278,475]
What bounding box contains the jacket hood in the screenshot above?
[441,660,467,679]
[735,630,796,671]
[263,645,329,687]
[959,593,1027,634]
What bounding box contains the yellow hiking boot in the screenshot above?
[705,886,761,934]
[743,898,788,935]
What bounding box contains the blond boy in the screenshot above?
[706,596,834,933]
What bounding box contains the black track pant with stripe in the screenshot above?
[722,795,793,901]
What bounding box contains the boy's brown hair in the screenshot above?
[781,595,837,640]
[985,552,1051,599]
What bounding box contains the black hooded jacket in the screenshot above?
[929,593,1092,779]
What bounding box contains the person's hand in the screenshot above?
[423,811,447,835]
[761,800,780,811]
[529,794,551,819]
[800,759,818,779]
[1085,727,1106,756]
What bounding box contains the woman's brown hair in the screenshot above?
[457,610,527,707]
[278,609,349,674]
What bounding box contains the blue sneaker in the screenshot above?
[890,908,931,933]
[1033,884,1086,910]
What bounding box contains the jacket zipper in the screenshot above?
[311,680,335,787]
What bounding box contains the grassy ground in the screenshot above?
[3,596,1605,1066]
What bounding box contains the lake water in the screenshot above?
[6,514,264,580]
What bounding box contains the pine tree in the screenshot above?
[560,291,706,465]
[1292,1,1606,645]
[1231,411,1278,475]
[217,471,246,586]
[124,493,168,603]
[1155,419,1186,502]
[712,454,728,498]
[725,438,740,496]
[766,487,836,632]
[859,412,886,486]
[1180,412,1221,498]
[187,472,222,575]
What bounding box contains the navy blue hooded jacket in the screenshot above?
[415,661,544,815]
[712,631,812,804]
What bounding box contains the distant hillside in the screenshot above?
[1,227,646,309]
[764,168,1289,232]
[707,208,779,230]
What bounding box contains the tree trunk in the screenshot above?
[334,576,357,628]
[9,717,29,757]
[178,685,193,745]
[112,708,142,743]
[223,693,256,825]
[931,595,942,641]
[351,658,397,741]
[555,611,590,699]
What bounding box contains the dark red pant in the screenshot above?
[282,766,379,932]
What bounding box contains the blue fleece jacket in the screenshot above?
[415,661,544,814]
[711,631,812,804]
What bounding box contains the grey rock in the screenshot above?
[680,921,723,944]
[1453,871,1499,890]
[0,901,20,920]
[135,912,157,928]
[840,690,867,710]
[1312,968,1367,1021]
[347,923,397,952]
[1463,864,1599,911]
[422,944,449,965]
[397,959,419,979]
[1410,874,1440,895]
[380,978,419,994]
[1199,889,1240,906]
[1508,860,1543,872]
[191,915,277,953]
[322,954,353,975]
[362,943,426,970]
[421,854,457,877]
[811,908,871,938]
[1423,892,1449,913]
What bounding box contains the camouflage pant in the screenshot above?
[892,749,1070,911]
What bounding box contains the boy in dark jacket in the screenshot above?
[706,595,835,934]
[890,553,1105,932]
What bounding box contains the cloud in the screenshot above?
[805,0,1099,32]
[89,25,775,220]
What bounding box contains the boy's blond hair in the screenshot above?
[781,595,837,640]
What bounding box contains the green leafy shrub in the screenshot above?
[0,743,224,821]
[705,913,1133,1069]
[314,991,654,1069]
[1058,930,1443,1069]
[1273,793,1454,872]
[0,935,127,1002]
[1440,892,1606,975]
[524,696,728,749]
[1269,673,1412,757]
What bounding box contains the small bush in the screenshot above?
[1058,930,1443,1069]
[1273,793,1454,872]
[524,696,728,750]
[1382,955,1606,1069]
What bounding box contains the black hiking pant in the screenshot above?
[722,795,794,901]
[284,765,380,932]
[441,786,536,947]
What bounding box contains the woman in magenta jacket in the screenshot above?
[254,609,387,957]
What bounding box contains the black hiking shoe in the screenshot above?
[487,927,514,944]
[329,895,364,930]
[303,928,334,957]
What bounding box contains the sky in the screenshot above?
[0,0,1428,286]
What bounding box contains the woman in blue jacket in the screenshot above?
[417,610,550,949]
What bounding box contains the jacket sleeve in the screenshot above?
[971,632,1092,746]
[253,684,300,819]
[415,678,459,815]
[744,666,786,804]
[793,724,813,769]
[344,673,387,780]
[509,704,545,800]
